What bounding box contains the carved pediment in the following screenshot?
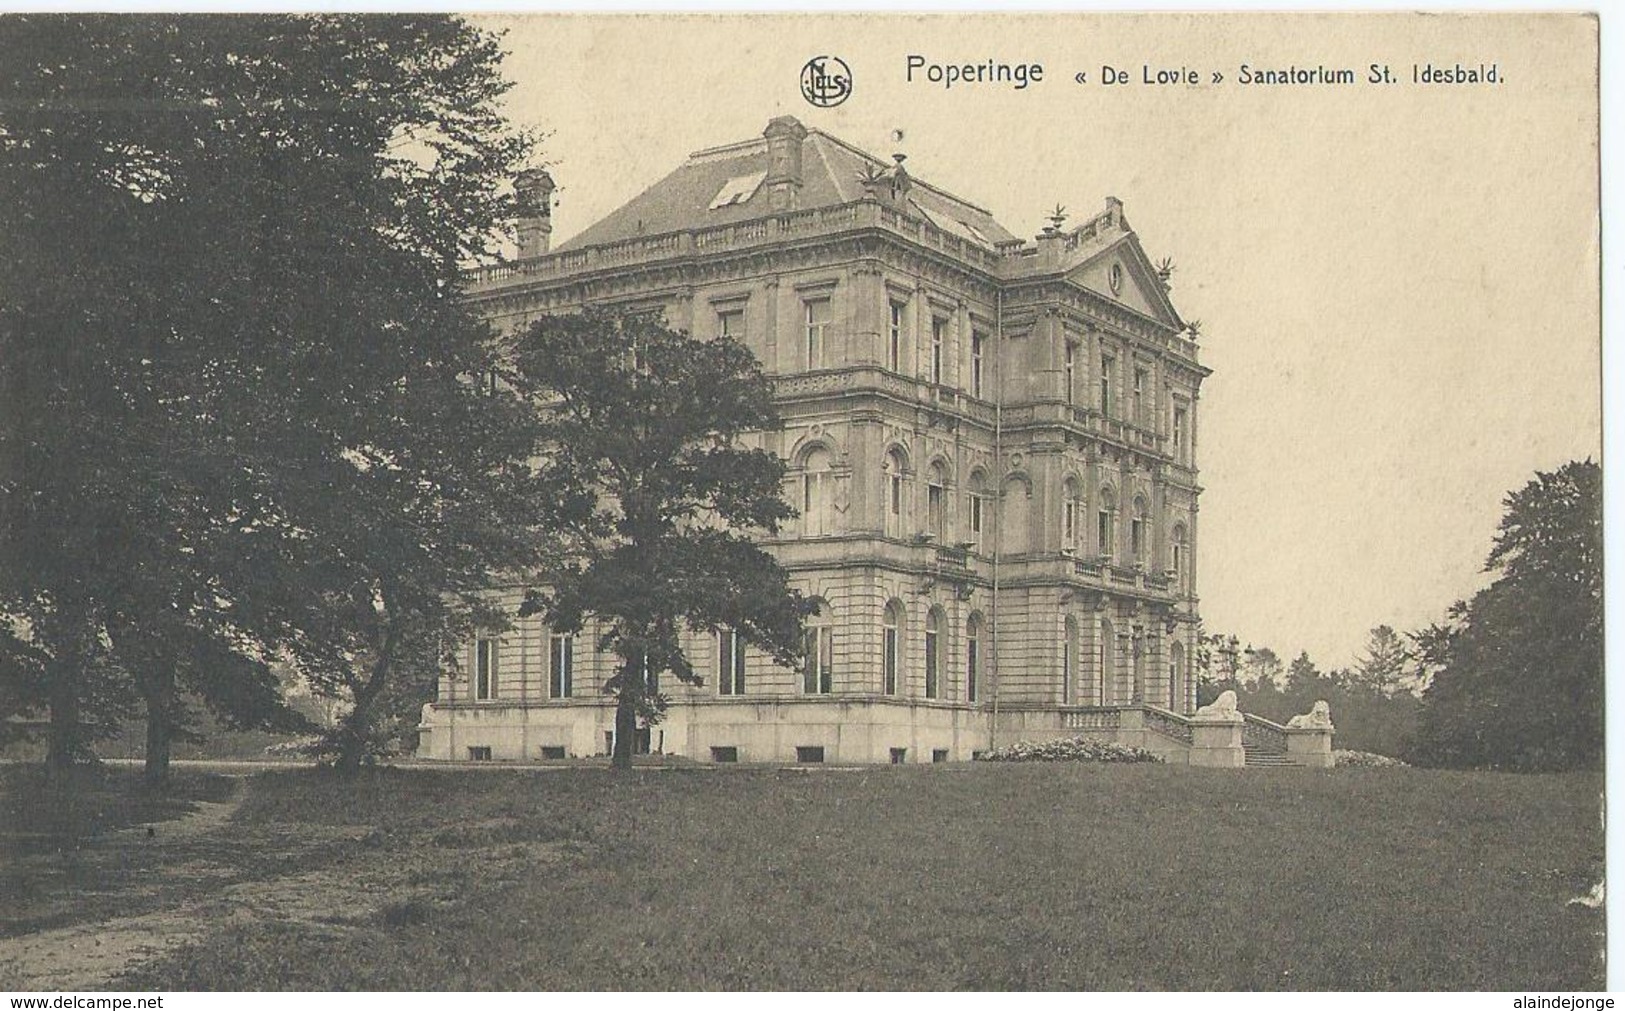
[1064,232,1184,331]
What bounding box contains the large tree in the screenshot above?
[1409,460,1602,771]
[0,15,546,780]
[512,308,811,770]
[1341,625,1414,697]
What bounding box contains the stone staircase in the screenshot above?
[1241,712,1295,768]
[1242,743,1294,768]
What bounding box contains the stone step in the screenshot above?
[1243,748,1294,767]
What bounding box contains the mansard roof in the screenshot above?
[555,122,1021,253]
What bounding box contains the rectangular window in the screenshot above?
[1133,367,1147,423]
[711,746,739,763]
[931,317,946,385]
[475,637,498,701]
[968,494,983,549]
[890,747,907,765]
[1098,510,1114,558]
[970,331,985,397]
[1064,500,1078,550]
[1064,344,1076,405]
[1173,405,1188,455]
[802,626,833,694]
[804,298,830,370]
[718,630,746,696]
[1101,355,1115,416]
[795,745,825,764]
[539,745,566,760]
[888,302,905,372]
[932,749,949,764]
[1132,517,1145,559]
[467,745,493,761]
[717,308,744,341]
[549,634,573,699]
[927,481,944,539]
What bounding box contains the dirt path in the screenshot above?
[0,782,572,991]
[0,780,248,991]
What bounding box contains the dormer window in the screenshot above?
[708,171,767,210]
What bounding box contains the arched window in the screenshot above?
[802,600,833,694]
[924,607,944,699]
[1169,641,1186,712]
[1131,497,1149,563]
[1062,477,1083,552]
[882,599,903,696]
[966,471,988,553]
[1098,617,1114,705]
[802,447,832,537]
[1170,524,1188,588]
[1063,615,1078,704]
[926,462,948,541]
[884,448,907,537]
[965,612,984,704]
[1097,487,1117,560]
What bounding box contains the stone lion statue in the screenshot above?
[1192,689,1242,721]
[1287,699,1334,729]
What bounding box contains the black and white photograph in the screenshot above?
[0,10,1606,994]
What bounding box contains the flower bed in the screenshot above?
[976,737,1164,764]
[1334,749,1409,768]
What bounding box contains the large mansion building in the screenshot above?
[418,115,1218,765]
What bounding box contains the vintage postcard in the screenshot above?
[0,11,1604,996]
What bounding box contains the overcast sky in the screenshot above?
[478,12,1600,669]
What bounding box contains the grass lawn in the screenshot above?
[4,762,1604,990]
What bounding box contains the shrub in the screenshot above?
[976,737,1164,764]
[1335,749,1409,768]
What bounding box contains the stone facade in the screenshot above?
[419,116,1219,764]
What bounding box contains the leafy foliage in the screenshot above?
[977,737,1164,763]
[1408,460,1602,771]
[512,308,810,768]
[0,15,544,776]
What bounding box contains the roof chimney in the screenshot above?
[515,168,555,258]
[1105,196,1124,228]
[763,116,808,212]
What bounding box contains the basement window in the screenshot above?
[539,746,566,760]
[890,748,908,765]
[711,746,739,763]
[795,746,826,764]
[932,749,950,764]
[467,746,493,761]
[708,171,767,210]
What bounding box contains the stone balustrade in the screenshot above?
[469,199,1014,293]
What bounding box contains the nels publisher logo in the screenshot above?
[800,55,852,108]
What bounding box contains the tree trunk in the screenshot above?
[333,710,368,775]
[611,688,637,770]
[46,659,82,774]
[334,652,391,777]
[139,666,175,790]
